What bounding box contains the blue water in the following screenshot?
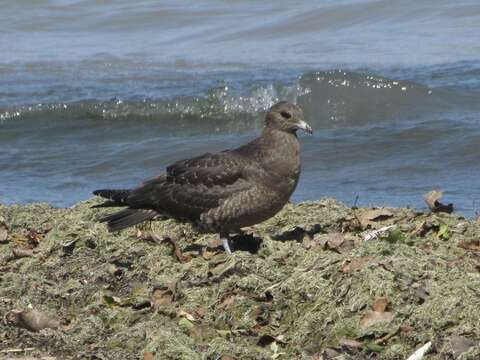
[1,0,480,215]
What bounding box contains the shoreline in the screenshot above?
[1,198,479,359]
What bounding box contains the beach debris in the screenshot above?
[360,297,393,329]
[458,239,480,252]
[256,334,286,347]
[357,208,394,229]
[176,309,195,322]
[437,223,450,240]
[411,283,429,303]
[340,256,374,273]
[150,282,177,311]
[143,352,155,360]
[313,232,355,252]
[445,335,475,358]
[139,231,191,263]
[338,337,362,350]
[106,263,123,277]
[424,190,453,213]
[361,225,395,241]
[406,341,432,360]
[12,247,34,259]
[0,218,8,243]
[413,219,435,237]
[61,238,78,255]
[6,309,59,332]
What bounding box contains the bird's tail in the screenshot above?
[92,189,131,208]
[98,208,157,232]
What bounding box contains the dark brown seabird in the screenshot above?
[93,101,312,253]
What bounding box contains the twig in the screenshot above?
[0,347,35,353]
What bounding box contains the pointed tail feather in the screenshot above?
[98,208,157,232]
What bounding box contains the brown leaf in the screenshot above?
[360,310,393,329]
[7,309,59,332]
[177,309,195,322]
[340,256,374,273]
[216,293,236,311]
[360,298,393,329]
[186,324,216,340]
[11,248,34,260]
[315,232,354,252]
[26,228,45,247]
[446,335,475,359]
[143,352,155,360]
[371,297,389,312]
[413,219,435,237]
[458,239,480,252]
[141,232,191,263]
[358,209,394,229]
[194,306,207,319]
[424,190,453,213]
[0,219,8,243]
[219,356,236,360]
[200,247,217,260]
[339,337,362,349]
[150,282,177,311]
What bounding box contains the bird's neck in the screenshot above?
[258,127,301,179]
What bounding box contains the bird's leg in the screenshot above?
[220,233,232,254]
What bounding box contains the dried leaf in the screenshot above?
[177,309,195,322]
[26,228,45,247]
[315,232,354,252]
[339,337,362,349]
[143,352,155,360]
[219,356,236,360]
[200,248,217,260]
[358,209,394,229]
[150,282,177,311]
[447,335,475,358]
[11,248,34,259]
[7,309,59,332]
[340,256,374,273]
[0,219,8,243]
[360,298,393,329]
[186,324,216,340]
[360,311,393,329]
[141,232,191,263]
[458,239,480,252]
[371,297,388,312]
[424,190,453,213]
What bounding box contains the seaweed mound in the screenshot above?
[1,199,479,359]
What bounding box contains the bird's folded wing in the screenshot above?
[125,152,255,217]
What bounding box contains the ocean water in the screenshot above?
[1,0,480,215]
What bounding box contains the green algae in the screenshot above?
[1,199,479,359]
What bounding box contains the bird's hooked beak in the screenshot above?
[296,119,313,134]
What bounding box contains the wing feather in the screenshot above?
[124,151,256,221]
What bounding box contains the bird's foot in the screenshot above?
[221,237,232,255]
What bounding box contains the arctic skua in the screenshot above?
[94,101,312,253]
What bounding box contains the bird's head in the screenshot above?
[265,101,312,135]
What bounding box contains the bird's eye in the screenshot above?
[280,111,291,119]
